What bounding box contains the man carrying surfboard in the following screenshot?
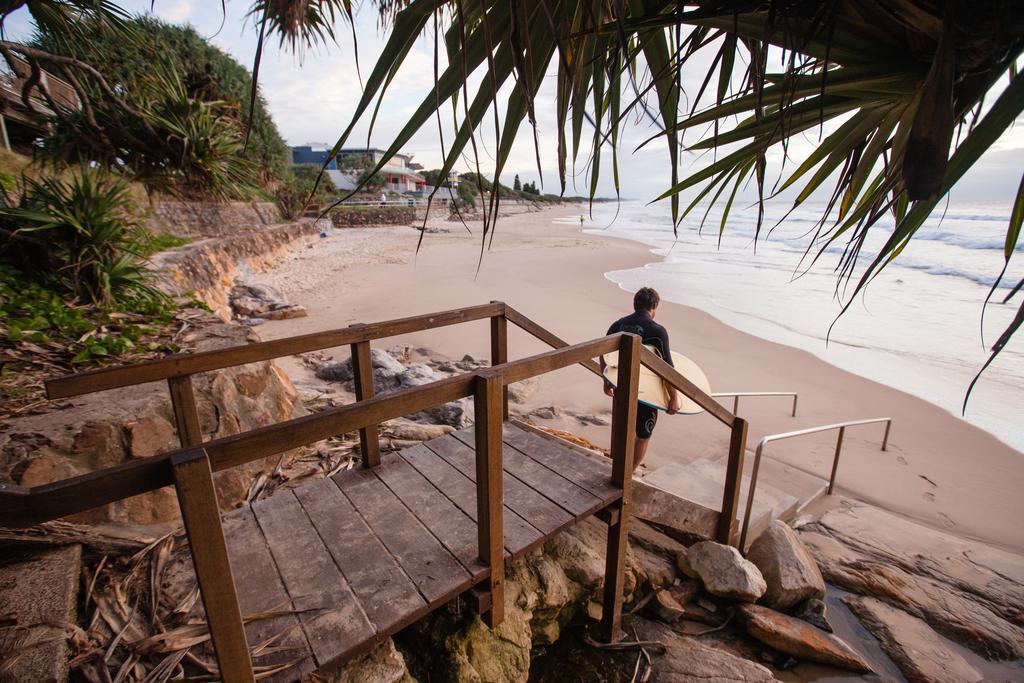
[603,287,682,469]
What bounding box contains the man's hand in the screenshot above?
[667,395,681,415]
[603,382,615,398]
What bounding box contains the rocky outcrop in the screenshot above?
[398,516,681,682]
[633,618,777,682]
[152,221,323,319]
[230,282,307,323]
[0,320,306,526]
[687,541,767,602]
[797,502,1024,660]
[843,595,982,683]
[746,520,825,611]
[143,200,283,237]
[735,604,872,673]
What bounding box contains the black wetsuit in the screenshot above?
[606,311,675,439]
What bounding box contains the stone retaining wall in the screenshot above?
[143,201,283,237]
[153,221,321,320]
[330,205,417,227]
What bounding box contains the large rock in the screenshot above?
[746,520,825,610]
[383,419,455,441]
[324,640,416,683]
[736,604,872,673]
[843,595,982,683]
[127,415,177,458]
[633,618,777,682]
[687,541,767,602]
[798,502,1024,660]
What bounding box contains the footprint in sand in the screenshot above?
[922,491,936,502]
[937,512,956,528]
[897,455,908,465]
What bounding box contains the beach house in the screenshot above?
[290,144,428,195]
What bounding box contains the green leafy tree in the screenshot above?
[277,164,338,218]
[30,16,288,183]
[513,174,521,192]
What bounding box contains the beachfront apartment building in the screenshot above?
[290,144,431,194]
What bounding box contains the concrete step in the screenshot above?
[686,457,800,526]
[639,460,777,543]
[711,453,830,518]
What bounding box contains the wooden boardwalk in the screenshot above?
[224,424,621,679]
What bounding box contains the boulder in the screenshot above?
[323,640,415,683]
[687,541,767,602]
[649,590,686,622]
[127,416,177,458]
[255,303,307,320]
[844,595,981,683]
[316,359,354,383]
[396,363,441,389]
[71,421,128,470]
[18,452,81,487]
[746,520,825,610]
[736,604,872,673]
[416,398,475,429]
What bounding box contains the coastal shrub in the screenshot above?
[0,168,163,305]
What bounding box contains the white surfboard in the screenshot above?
[602,346,710,414]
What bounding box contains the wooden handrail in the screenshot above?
[45,302,504,398]
[0,334,622,528]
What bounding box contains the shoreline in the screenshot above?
[597,240,1024,455]
[255,205,1024,553]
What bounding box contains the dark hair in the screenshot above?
[633,287,660,312]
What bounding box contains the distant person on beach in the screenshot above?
[603,287,680,470]
[579,215,584,230]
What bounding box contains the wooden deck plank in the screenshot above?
[222,508,315,680]
[452,428,601,517]
[252,490,373,669]
[424,434,572,535]
[372,453,486,578]
[333,467,471,605]
[397,443,543,553]
[293,479,427,635]
[502,425,619,501]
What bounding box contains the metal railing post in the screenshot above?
[171,449,254,683]
[737,418,893,549]
[474,370,505,627]
[601,334,639,643]
[827,426,846,495]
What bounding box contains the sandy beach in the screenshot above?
[256,205,1024,554]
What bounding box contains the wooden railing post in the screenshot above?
[350,340,381,468]
[474,370,505,627]
[717,417,748,545]
[171,449,254,683]
[168,375,203,447]
[601,334,640,643]
[489,303,509,420]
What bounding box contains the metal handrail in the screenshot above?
[738,417,892,549]
[712,391,799,417]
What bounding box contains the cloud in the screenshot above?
[153,0,194,23]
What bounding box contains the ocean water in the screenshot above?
[560,200,1023,451]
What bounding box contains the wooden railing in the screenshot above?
[1,302,747,679]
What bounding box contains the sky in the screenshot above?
[3,1,1022,205]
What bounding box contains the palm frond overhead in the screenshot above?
[322,0,1023,402]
